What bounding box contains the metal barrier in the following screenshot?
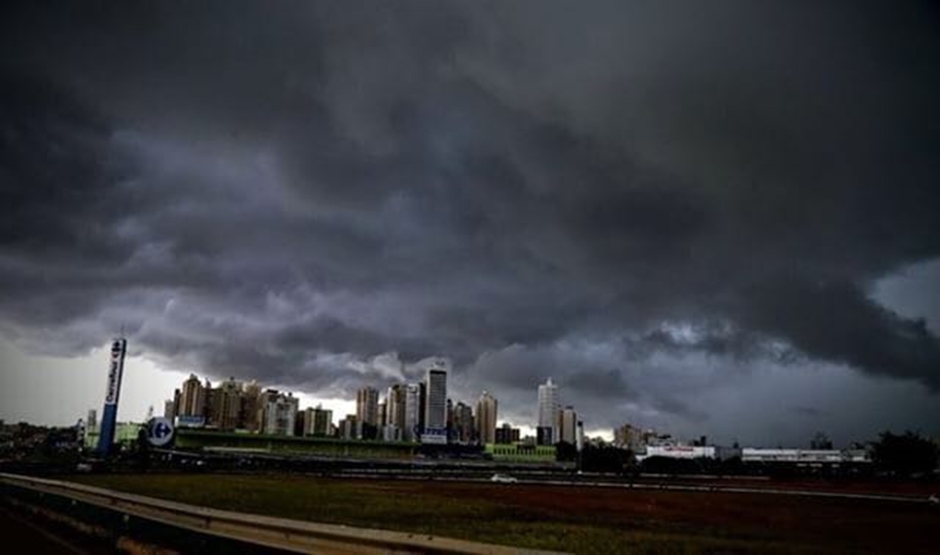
[0,473,562,554]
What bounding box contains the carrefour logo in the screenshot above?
[104,360,121,405]
[147,417,174,447]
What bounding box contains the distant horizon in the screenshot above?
[2,336,936,449]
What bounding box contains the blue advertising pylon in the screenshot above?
[96,338,127,457]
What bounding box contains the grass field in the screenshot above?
[67,474,938,554]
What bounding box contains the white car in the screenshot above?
[490,473,518,484]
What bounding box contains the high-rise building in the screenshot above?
[613,423,641,450]
[446,398,454,432]
[476,391,498,445]
[380,390,401,441]
[97,337,127,456]
[312,405,332,436]
[418,382,427,433]
[356,386,379,427]
[241,381,262,432]
[423,366,447,443]
[557,406,577,444]
[260,390,298,436]
[386,384,406,430]
[163,399,176,420]
[294,409,309,436]
[338,414,359,440]
[536,426,553,446]
[302,407,315,436]
[537,377,559,445]
[403,383,421,442]
[495,423,521,444]
[377,400,387,428]
[451,401,474,443]
[211,377,243,430]
[256,389,279,417]
[160,391,178,422]
[179,374,207,418]
[205,384,221,427]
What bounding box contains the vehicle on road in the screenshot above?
[490,473,518,484]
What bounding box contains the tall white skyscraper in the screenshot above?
[538,377,559,444]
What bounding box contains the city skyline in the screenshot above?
[2,2,939,448]
[157,360,562,443]
[1,334,938,447]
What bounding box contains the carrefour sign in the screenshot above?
[146,417,174,447]
[104,340,125,405]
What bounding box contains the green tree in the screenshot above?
[810,431,833,450]
[555,441,577,462]
[581,444,631,473]
[871,431,938,477]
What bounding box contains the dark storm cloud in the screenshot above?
[792,406,829,419]
[739,277,940,390]
[1,1,939,436]
[0,72,128,258]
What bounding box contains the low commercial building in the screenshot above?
[741,448,868,463]
[485,442,557,463]
[174,428,416,460]
[83,422,143,451]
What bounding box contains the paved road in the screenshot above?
[0,504,88,554]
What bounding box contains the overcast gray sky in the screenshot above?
[1,1,939,446]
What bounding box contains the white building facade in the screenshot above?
[537,378,559,444]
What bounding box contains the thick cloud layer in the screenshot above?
[2,1,939,442]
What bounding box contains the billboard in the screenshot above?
[421,427,448,445]
[103,339,126,405]
[97,338,127,456]
[176,415,206,428]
